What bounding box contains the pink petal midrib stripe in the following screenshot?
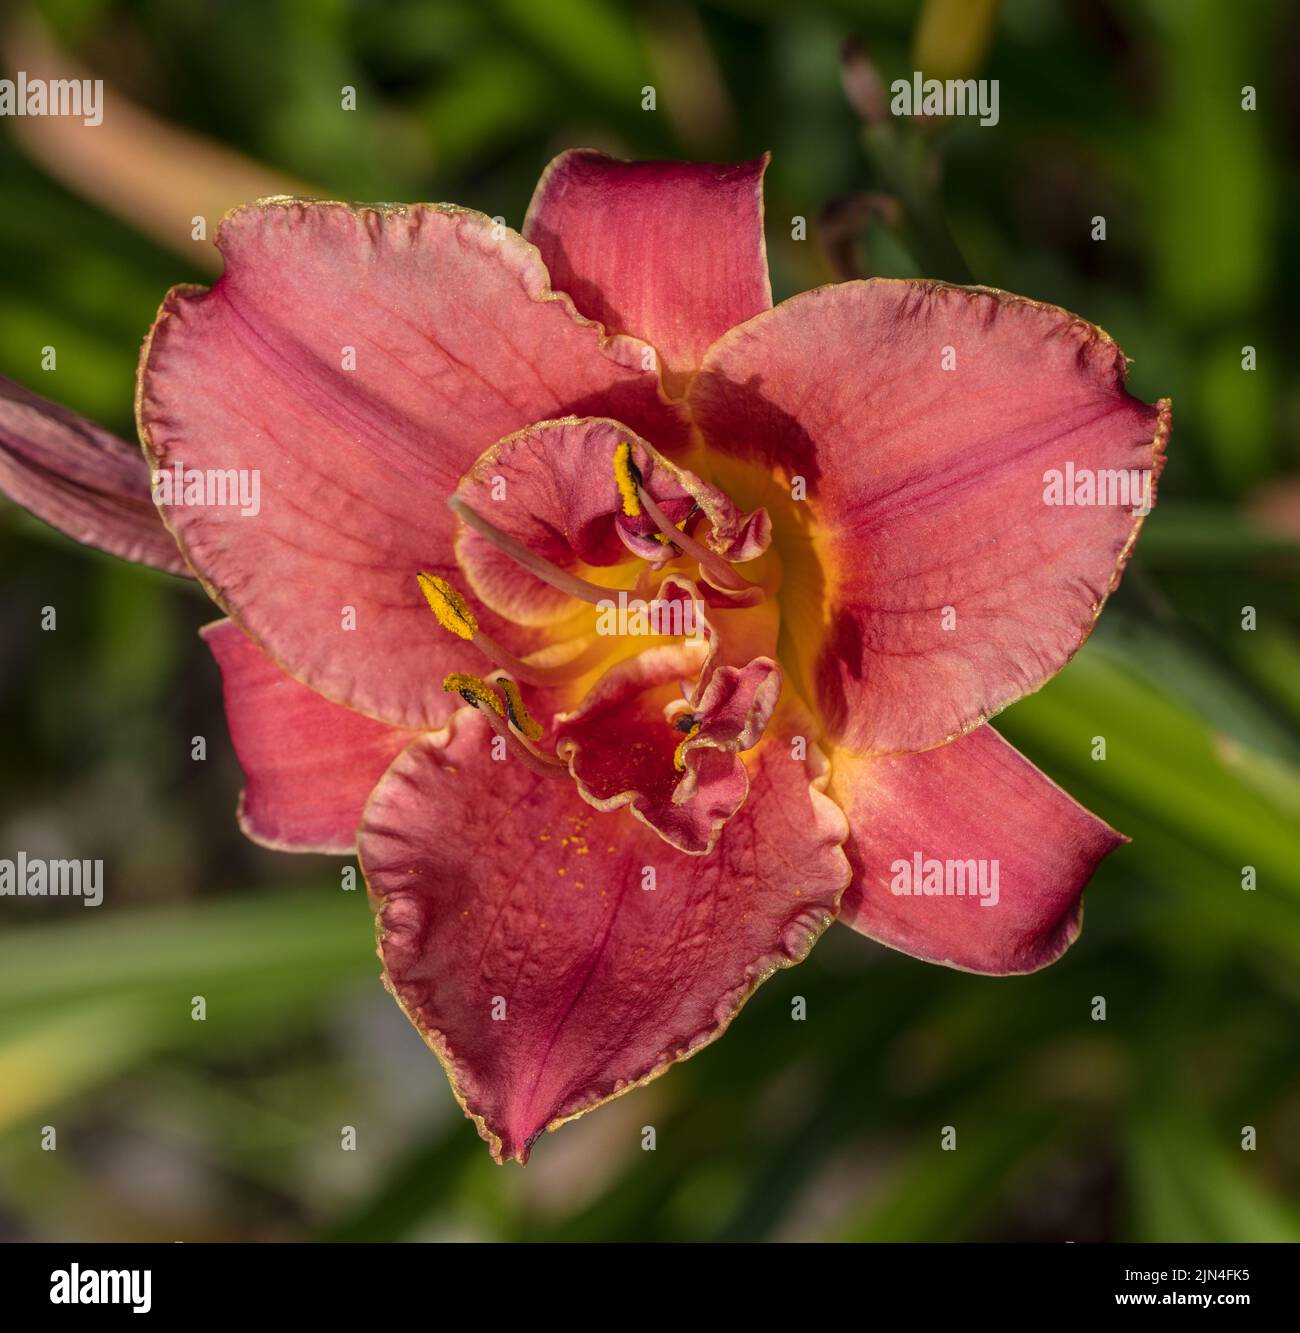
[826,397,1140,531]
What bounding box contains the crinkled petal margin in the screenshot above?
[359,698,848,1162]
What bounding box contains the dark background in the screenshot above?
[1,0,1298,1240]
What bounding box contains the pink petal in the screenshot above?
[455,417,673,629]
[830,725,1125,974]
[202,618,421,853]
[138,200,690,730]
[359,701,849,1163]
[689,280,1172,755]
[524,150,772,396]
[453,416,768,629]
[0,375,190,576]
[553,643,781,855]
[669,656,784,806]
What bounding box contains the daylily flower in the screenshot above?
[0,150,1170,1162]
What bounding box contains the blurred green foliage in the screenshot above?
[0,0,1297,1241]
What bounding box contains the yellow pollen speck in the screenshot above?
[557,866,566,876]
[613,441,642,518]
[442,671,505,717]
[497,676,543,740]
[673,721,703,772]
[419,572,478,640]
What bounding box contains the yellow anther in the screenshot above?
[613,441,642,519]
[497,677,544,741]
[419,572,478,641]
[442,672,505,717]
[673,721,702,772]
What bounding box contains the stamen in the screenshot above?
[496,676,544,741]
[443,670,565,777]
[418,571,604,686]
[646,502,698,549]
[418,572,477,639]
[443,671,506,717]
[612,441,643,518]
[483,708,567,776]
[636,485,760,596]
[450,497,617,606]
[673,721,703,772]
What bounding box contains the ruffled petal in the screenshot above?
[359,701,848,1162]
[552,643,781,855]
[453,416,768,629]
[0,375,190,576]
[202,618,421,853]
[670,656,783,806]
[524,150,772,395]
[138,200,690,730]
[829,724,1125,974]
[689,279,1171,755]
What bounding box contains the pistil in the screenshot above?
[449,497,620,606]
[635,484,761,598]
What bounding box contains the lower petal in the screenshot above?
[203,619,422,853]
[829,724,1125,974]
[359,702,849,1163]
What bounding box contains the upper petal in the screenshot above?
[202,618,421,853]
[829,724,1125,974]
[359,700,848,1163]
[452,415,769,629]
[138,199,690,730]
[689,279,1171,755]
[0,375,190,576]
[523,150,772,396]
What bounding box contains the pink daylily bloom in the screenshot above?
[0,151,1170,1163]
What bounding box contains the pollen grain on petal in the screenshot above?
[419,571,479,641]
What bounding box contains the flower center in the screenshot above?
[416,426,782,833]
